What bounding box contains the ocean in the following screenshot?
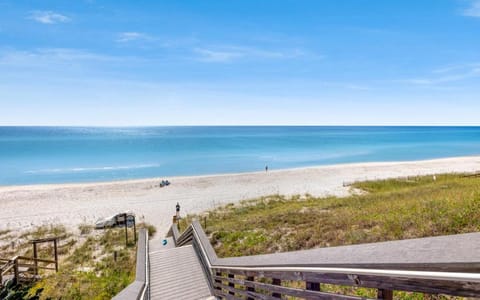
[1,126,480,186]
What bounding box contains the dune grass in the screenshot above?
[182,174,480,258]
[1,221,155,300]
[0,224,70,260]
[180,174,480,299]
[0,229,11,237]
[29,222,156,300]
[29,227,137,300]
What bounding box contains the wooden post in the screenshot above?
[306,281,321,291]
[133,216,137,243]
[246,276,255,300]
[53,239,58,272]
[378,289,393,300]
[33,242,38,275]
[13,258,19,284]
[124,213,128,247]
[272,278,281,298]
[228,273,235,295]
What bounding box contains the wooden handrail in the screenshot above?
[170,223,180,246]
[173,221,480,299]
[176,225,193,247]
[1,260,12,269]
[113,228,149,300]
[213,274,372,300]
[15,256,56,264]
[1,261,14,276]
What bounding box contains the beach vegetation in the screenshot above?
[0,224,70,259]
[143,222,157,238]
[29,226,137,300]
[180,173,480,299]
[0,221,155,299]
[78,223,93,235]
[0,229,11,237]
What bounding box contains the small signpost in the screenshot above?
[173,202,181,224]
[115,213,136,247]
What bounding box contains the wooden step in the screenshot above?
[149,245,212,300]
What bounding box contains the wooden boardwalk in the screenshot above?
[115,223,480,299]
[149,237,175,252]
[149,242,212,300]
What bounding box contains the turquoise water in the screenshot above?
[1,126,480,186]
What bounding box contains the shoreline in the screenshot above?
[1,155,480,239]
[1,154,480,191]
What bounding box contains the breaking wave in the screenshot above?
[25,164,160,174]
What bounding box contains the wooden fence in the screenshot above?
[0,256,57,286]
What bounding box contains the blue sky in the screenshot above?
[0,0,480,125]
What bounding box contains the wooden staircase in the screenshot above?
[115,221,480,300]
[149,243,212,300]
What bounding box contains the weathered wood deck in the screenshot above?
[149,244,212,300]
[115,221,480,299]
[149,236,174,252]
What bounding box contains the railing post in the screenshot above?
[306,281,321,291]
[246,276,255,300]
[124,213,129,247]
[53,239,58,272]
[133,217,137,243]
[13,258,19,284]
[33,242,38,275]
[272,278,281,298]
[378,289,393,300]
[228,273,235,295]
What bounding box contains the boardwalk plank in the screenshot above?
[149,244,212,300]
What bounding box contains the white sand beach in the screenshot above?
[1,156,480,239]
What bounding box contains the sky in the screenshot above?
[0,0,480,126]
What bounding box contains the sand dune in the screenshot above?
[1,156,480,239]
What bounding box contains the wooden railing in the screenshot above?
[113,228,149,300]
[172,221,480,299]
[0,259,13,286]
[0,256,57,286]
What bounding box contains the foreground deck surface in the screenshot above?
[149,242,212,300]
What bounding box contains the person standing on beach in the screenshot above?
[265,165,268,172]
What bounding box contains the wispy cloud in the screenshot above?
[399,63,480,85]
[0,48,146,73]
[193,46,311,63]
[0,48,116,65]
[317,81,372,91]
[28,11,70,24]
[194,48,243,62]
[116,32,152,43]
[463,0,480,17]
